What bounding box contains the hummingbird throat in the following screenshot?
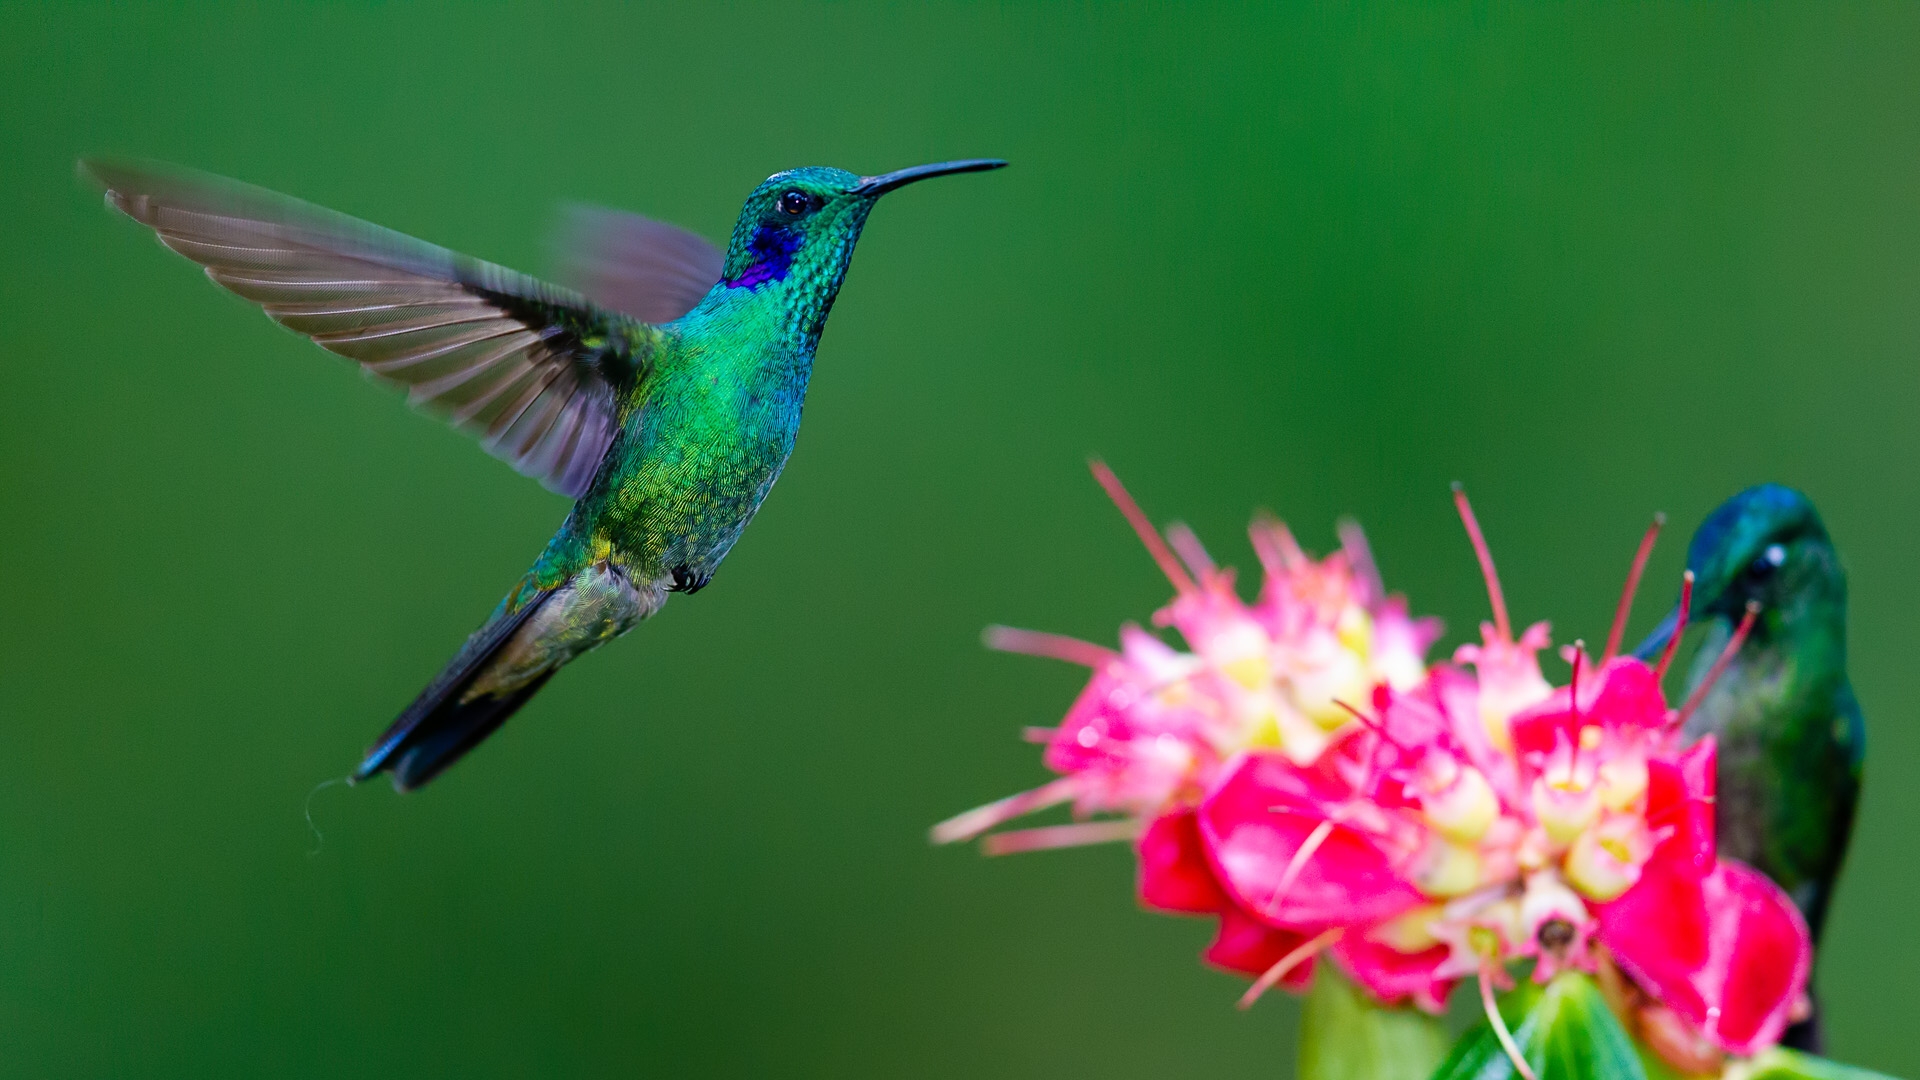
[725,224,805,289]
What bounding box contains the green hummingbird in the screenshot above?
[1635,483,1862,1050]
[85,155,1005,791]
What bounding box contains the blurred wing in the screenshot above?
[552,204,722,323]
[83,158,660,499]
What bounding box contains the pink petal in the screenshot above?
[1038,658,1207,815]
[1700,862,1813,1054]
[1333,933,1453,1014]
[1510,657,1667,767]
[1137,810,1229,915]
[1646,737,1717,874]
[1369,682,1448,756]
[1041,668,1134,775]
[1598,840,1712,1019]
[1198,752,1423,929]
[1160,574,1258,650]
[1600,856,1812,1056]
[1422,664,1524,804]
[1372,596,1444,662]
[1204,905,1316,989]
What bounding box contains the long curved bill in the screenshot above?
[854,159,1007,197]
[1632,606,1682,662]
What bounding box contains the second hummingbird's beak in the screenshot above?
[853,159,1007,197]
[1631,606,1682,663]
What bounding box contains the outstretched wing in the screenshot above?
[552,204,723,323]
[83,158,659,499]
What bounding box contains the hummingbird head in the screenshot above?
[717,159,1005,313]
[1634,484,1844,660]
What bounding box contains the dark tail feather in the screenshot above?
[354,587,557,791]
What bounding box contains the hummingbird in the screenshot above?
[1635,483,1863,1051]
[85,155,1005,791]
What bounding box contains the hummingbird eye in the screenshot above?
[777,189,814,216]
[1748,543,1788,579]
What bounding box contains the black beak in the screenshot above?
[854,158,1007,197]
[1632,606,1681,663]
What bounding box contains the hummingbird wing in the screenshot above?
[82,158,656,499]
[551,204,723,323]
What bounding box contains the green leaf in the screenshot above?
[1630,1037,1693,1080]
[1297,963,1449,1080]
[1429,973,1646,1080]
[1736,1047,1905,1080]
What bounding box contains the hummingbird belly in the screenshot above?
[592,365,804,589]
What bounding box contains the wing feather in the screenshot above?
[84,158,662,498]
[552,203,722,323]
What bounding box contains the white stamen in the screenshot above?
[980,819,1142,855]
[929,777,1078,845]
[1238,928,1343,1009]
[982,625,1117,668]
[1479,964,1537,1080]
[1265,818,1339,917]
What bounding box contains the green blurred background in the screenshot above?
[2,3,1917,1076]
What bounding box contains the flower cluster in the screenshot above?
[932,462,1438,856]
[935,467,1813,1072]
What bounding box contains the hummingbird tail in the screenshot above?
[352,564,660,791]
[352,585,561,792]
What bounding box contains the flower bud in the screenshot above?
[1287,650,1371,732]
[1563,815,1653,901]
[1531,772,1600,845]
[1418,757,1499,844]
[1368,903,1445,953]
[1416,837,1482,898]
[1597,754,1648,813]
[1336,604,1373,657]
[1219,655,1270,692]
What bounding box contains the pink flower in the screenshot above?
[938,471,1813,1069]
[932,462,1437,850]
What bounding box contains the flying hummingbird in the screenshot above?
[85,155,1005,791]
[1635,484,1862,1050]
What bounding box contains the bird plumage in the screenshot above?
[86,155,1004,790]
[1635,483,1862,1051]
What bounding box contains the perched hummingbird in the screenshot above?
[85,155,1005,790]
[1636,484,1863,1050]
